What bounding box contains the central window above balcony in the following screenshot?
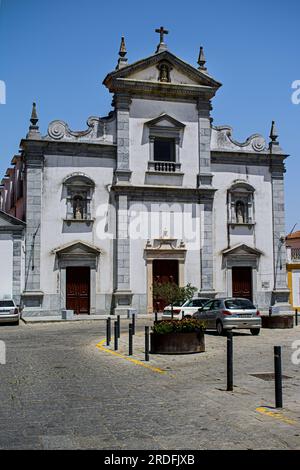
[145,113,185,181]
[145,113,185,185]
[154,138,175,162]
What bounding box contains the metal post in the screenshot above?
[295,309,298,327]
[155,311,158,323]
[132,313,136,336]
[106,317,111,346]
[145,326,150,362]
[227,330,233,392]
[129,323,133,356]
[274,346,283,409]
[117,315,121,339]
[114,321,118,351]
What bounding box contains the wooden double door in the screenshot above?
[232,267,253,301]
[153,259,179,311]
[66,267,90,314]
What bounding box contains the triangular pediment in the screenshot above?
[103,50,222,90]
[222,243,263,257]
[52,240,101,256]
[145,113,185,130]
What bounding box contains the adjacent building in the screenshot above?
[286,231,300,310]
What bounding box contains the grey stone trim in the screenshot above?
[24,164,42,292]
[112,184,216,203]
[200,198,214,293]
[116,195,130,291]
[271,174,289,299]
[114,94,131,183]
[212,152,288,167]
[197,99,213,187]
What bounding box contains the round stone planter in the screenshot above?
[262,315,294,329]
[150,331,205,355]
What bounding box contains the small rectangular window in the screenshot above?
[154,138,175,162]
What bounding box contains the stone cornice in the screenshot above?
[111,183,216,201]
[211,151,288,168]
[109,78,217,101]
[20,138,117,159]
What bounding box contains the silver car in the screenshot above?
[0,300,20,325]
[193,297,261,335]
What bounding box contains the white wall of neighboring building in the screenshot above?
[0,234,13,299]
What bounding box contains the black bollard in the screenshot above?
[227,330,233,392]
[145,326,150,362]
[114,321,118,351]
[155,311,158,323]
[274,346,283,409]
[117,315,121,339]
[129,323,133,356]
[132,313,136,336]
[106,317,111,346]
[296,309,298,327]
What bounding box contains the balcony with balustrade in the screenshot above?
[145,160,184,186]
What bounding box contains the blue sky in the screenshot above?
[0,0,299,231]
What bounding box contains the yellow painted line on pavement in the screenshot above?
[256,407,297,425]
[96,339,168,375]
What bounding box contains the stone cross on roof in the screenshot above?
[155,26,169,53]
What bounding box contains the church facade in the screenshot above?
[0,29,291,316]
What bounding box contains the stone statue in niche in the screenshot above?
[236,201,245,223]
[158,62,171,83]
[73,197,83,220]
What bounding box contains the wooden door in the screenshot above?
[232,267,252,300]
[153,260,179,311]
[66,267,90,314]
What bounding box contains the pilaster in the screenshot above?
[113,194,132,313]
[23,150,44,307]
[114,93,132,184]
[200,196,215,296]
[197,99,213,187]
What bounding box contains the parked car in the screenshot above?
[162,297,211,320]
[193,297,261,335]
[0,300,20,325]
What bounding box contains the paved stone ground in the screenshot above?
[0,319,299,450]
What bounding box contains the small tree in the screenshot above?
[153,281,197,319]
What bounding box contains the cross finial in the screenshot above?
[155,26,169,53]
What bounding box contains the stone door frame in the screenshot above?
[144,238,186,314]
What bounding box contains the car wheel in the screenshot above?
[14,319,20,326]
[216,320,224,336]
[185,315,192,319]
[250,328,260,336]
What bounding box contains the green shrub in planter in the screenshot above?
[152,318,206,335]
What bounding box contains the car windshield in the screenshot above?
[225,299,255,310]
[0,301,14,307]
